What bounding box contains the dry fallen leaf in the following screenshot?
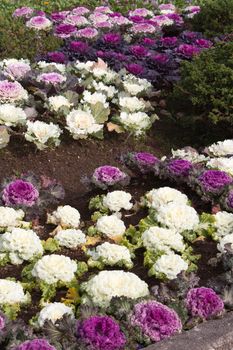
[93,58,108,70]
[107,122,124,133]
[85,236,101,246]
[49,225,62,237]
[193,236,206,242]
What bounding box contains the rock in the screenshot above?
[143,312,233,350]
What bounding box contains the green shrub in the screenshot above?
[0,16,62,60]
[167,42,233,126]
[191,0,233,37]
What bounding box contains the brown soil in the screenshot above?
[0,119,226,323]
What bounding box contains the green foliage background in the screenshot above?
[167,42,233,126]
[191,0,233,37]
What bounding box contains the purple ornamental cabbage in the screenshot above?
[103,33,122,45]
[129,15,145,23]
[198,170,232,194]
[195,39,212,48]
[185,287,224,319]
[54,24,77,38]
[227,190,233,210]
[76,27,98,39]
[14,339,56,350]
[134,152,158,166]
[219,187,233,212]
[177,44,201,58]
[166,13,184,26]
[47,52,66,63]
[77,315,126,350]
[13,7,34,18]
[150,53,170,65]
[130,45,148,57]
[131,301,182,342]
[35,11,46,17]
[38,72,65,85]
[123,152,159,174]
[109,12,122,18]
[70,41,89,53]
[125,63,144,75]
[142,37,156,46]
[160,37,178,47]
[167,159,193,177]
[181,31,200,42]
[2,179,39,207]
[51,12,69,22]
[92,165,129,189]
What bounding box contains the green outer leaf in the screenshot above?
[90,102,110,124]
[42,238,60,252]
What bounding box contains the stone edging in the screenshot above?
[143,312,233,350]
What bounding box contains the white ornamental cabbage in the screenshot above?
[48,95,72,112]
[55,229,86,248]
[0,279,29,304]
[0,207,25,230]
[214,211,233,238]
[92,81,117,98]
[75,60,95,72]
[208,140,233,157]
[123,76,152,96]
[156,203,199,233]
[25,121,62,150]
[142,226,185,253]
[119,96,145,112]
[32,254,77,284]
[0,104,27,126]
[118,111,151,136]
[207,157,233,175]
[66,109,103,139]
[37,61,66,74]
[0,228,43,264]
[37,302,74,327]
[96,214,126,240]
[82,91,108,108]
[103,191,133,212]
[153,253,188,280]
[145,187,188,210]
[82,270,149,307]
[123,82,144,96]
[171,148,207,163]
[92,68,117,83]
[47,205,81,228]
[218,233,233,253]
[88,242,133,268]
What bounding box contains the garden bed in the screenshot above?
[0,1,233,349]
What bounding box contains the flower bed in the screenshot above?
[0,143,231,348]
[0,1,232,349]
[0,58,157,150]
[13,4,214,87]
